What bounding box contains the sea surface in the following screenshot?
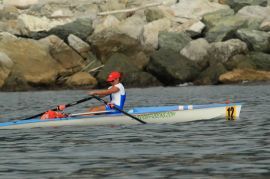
[0,84,269,179]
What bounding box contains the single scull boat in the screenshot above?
[0,103,242,129]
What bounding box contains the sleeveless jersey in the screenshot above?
[108,83,126,110]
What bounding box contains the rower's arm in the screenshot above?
[90,86,119,97]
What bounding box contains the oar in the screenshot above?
[19,96,94,121]
[91,95,147,124]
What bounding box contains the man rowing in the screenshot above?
[88,71,126,114]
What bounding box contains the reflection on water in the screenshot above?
[0,85,270,178]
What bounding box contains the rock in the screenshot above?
[260,19,270,31]
[39,35,86,72]
[219,69,270,83]
[237,5,270,20]
[220,0,268,12]
[235,28,270,52]
[0,33,63,88]
[225,54,256,70]
[186,21,205,37]
[93,15,120,34]
[99,0,126,20]
[50,9,73,19]
[1,71,31,91]
[67,34,91,58]
[144,7,165,22]
[142,18,171,49]
[0,19,22,35]
[180,38,211,63]
[206,39,248,65]
[248,52,270,70]
[3,0,39,9]
[89,30,146,63]
[146,48,200,85]
[65,72,97,87]
[82,52,103,75]
[226,52,270,71]
[0,5,20,21]
[46,18,93,41]
[116,14,146,40]
[158,31,192,52]
[205,15,248,42]
[195,63,227,85]
[128,51,150,70]
[0,52,14,88]
[171,0,229,20]
[202,8,235,29]
[96,53,161,87]
[169,19,204,35]
[17,14,73,36]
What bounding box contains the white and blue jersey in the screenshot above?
[106,83,126,112]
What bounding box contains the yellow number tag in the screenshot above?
[226,106,237,120]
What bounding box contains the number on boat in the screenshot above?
[226,106,236,120]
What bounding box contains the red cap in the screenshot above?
[106,71,121,82]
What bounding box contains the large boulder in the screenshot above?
[206,39,248,66]
[144,7,165,22]
[205,15,249,42]
[0,6,20,21]
[0,52,14,88]
[235,28,270,52]
[146,49,200,85]
[142,18,171,49]
[29,18,93,41]
[186,21,206,37]
[89,30,149,63]
[226,52,270,71]
[158,31,192,52]
[180,38,211,63]
[260,19,270,31]
[0,33,63,89]
[237,5,270,20]
[202,9,235,29]
[65,72,97,87]
[93,15,120,34]
[219,0,268,12]
[219,69,270,83]
[67,34,91,59]
[45,18,93,41]
[171,0,229,19]
[96,53,161,87]
[17,14,73,37]
[39,35,86,72]
[0,19,23,36]
[195,63,228,85]
[128,51,150,70]
[116,14,146,40]
[3,0,39,9]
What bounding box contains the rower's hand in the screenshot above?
[89,91,98,96]
[108,103,115,109]
[57,104,66,111]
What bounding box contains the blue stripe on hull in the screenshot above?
[130,103,241,114]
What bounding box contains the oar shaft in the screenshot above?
[20,96,93,121]
[92,95,147,124]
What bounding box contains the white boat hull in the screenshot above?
[0,103,242,129]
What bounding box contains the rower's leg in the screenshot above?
[88,105,106,113]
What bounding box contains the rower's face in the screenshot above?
[108,78,119,85]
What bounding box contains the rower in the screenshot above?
[88,71,126,114]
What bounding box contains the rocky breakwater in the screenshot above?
[0,0,270,91]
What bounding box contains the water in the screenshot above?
[0,84,269,179]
